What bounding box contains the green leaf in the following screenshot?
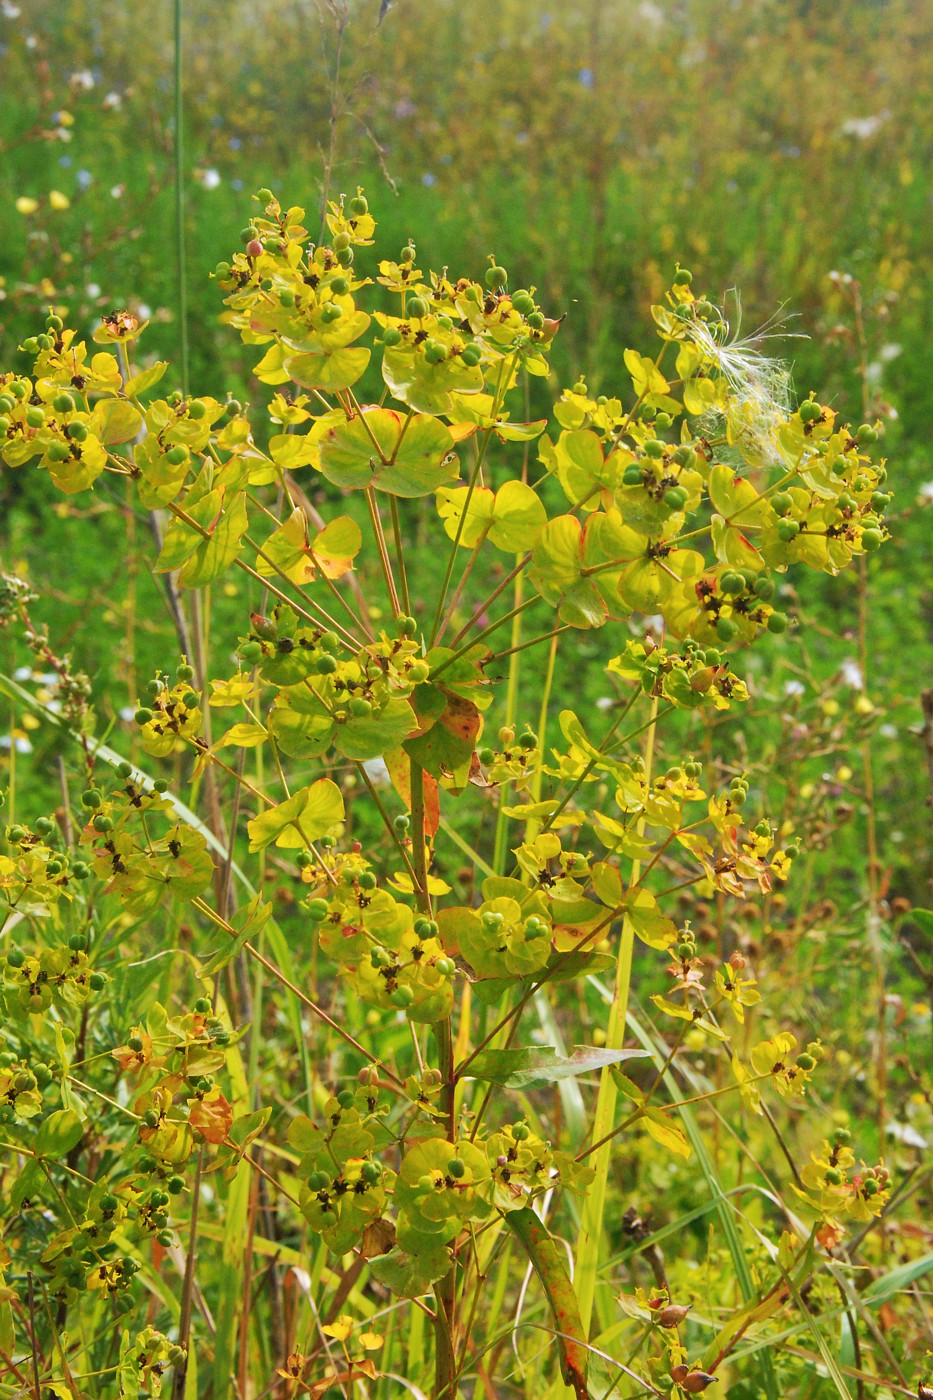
[319,407,459,497]
[862,1251,933,1304]
[466,1045,649,1091]
[93,397,143,446]
[529,515,608,629]
[255,508,361,585]
[643,1107,691,1158]
[156,476,249,587]
[124,361,168,397]
[368,1244,451,1299]
[505,1207,590,1399]
[487,480,547,550]
[382,343,485,415]
[33,1108,83,1159]
[708,463,766,523]
[494,419,547,442]
[285,346,370,392]
[247,779,344,852]
[200,895,273,976]
[625,887,678,950]
[551,428,626,508]
[436,484,496,548]
[403,685,481,779]
[269,432,320,470]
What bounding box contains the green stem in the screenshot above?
[492,569,525,875]
[429,353,516,644]
[409,758,431,913]
[366,488,401,617]
[432,1014,458,1400]
[173,0,189,395]
[431,596,539,683]
[573,695,659,1335]
[522,627,559,845]
[389,497,411,616]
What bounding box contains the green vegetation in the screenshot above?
[0,4,931,1398]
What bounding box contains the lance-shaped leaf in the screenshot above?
[247,779,344,852]
[505,1208,590,1400]
[33,1108,84,1159]
[319,407,459,497]
[124,361,168,397]
[466,1044,649,1090]
[493,418,547,442]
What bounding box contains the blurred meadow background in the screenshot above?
[2,1,933,1394]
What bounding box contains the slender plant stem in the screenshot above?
[173,0,189,394]
[573,695,660,1335]
[190,896,405,1088]
[492,569,525,875]
[430,596,540,683]
[366,488,401,617]
[409,759,431,912]
[429,353,516,644]
[389,497,411,615]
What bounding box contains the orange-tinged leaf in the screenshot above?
[189,1090,233,1144]
[505,1207,589,1399]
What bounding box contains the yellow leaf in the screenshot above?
[322,1316,353,1342]
[643,1109,691,1158]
